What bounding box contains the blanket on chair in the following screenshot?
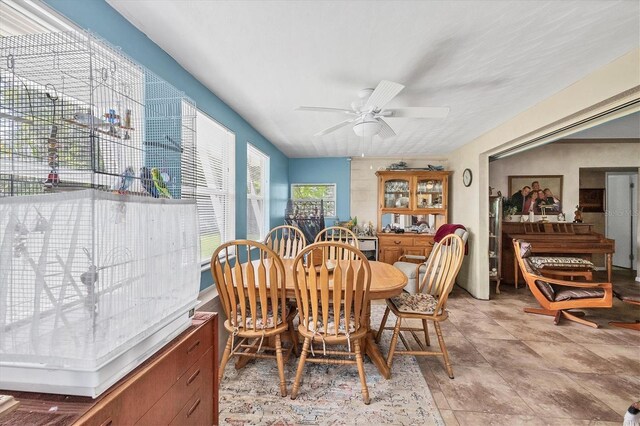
[434,223,468,255]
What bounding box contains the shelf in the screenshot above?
[63,119,135,139]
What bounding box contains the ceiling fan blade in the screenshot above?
[297,106,356,115]
[314,118,356,136]
[364,80,405,111]
[383,106,450,118]
[376,118,396,140]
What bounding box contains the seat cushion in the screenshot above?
[534,279,555,301]
[554,286,605,301]
[390,292,439,315]
[307,310,356,334]
[233,301,293,329]
[520,242,532,258]
[528,256,594,270]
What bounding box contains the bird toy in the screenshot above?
[117,166,135,194]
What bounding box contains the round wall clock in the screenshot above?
[463,168,473,187]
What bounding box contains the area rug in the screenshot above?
[219,305,444,425]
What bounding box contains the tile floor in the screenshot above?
[406,269,640,425]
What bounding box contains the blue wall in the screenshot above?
[288,157,351,226]
[45,0,289,290]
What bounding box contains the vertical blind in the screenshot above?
[190,110,235,263]
[246,144,269,241]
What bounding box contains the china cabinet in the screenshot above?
[376,170,450,264]
[489,195,503,293]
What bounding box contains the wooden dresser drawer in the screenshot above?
[137,346,213,425]
[174,318,213,378]
[169,386,213,426]
[413,236,434,247]
[379,236,414,247]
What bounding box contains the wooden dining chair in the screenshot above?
[314,226,359,260]
[211,240,298,396]
[290,242,372,404]
[265,225,306,259]
[376,234,464,379]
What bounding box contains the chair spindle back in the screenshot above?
[265,225,306,259]
[211,240,289,332]
[293,242,371,338]
[419,233,464,314]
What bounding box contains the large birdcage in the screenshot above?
[0,31,200,397]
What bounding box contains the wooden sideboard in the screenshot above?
[501,222,614,286]
[0,312,218,426]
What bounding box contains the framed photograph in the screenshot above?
[579,188,605,213]
[508,175,563,214]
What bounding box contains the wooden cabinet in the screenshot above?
[375,171,450,264]
[489,196,502,293]
[0,313,218,426]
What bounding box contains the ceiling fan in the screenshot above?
[296,80,449,139]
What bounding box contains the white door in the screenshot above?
[606,173,638,268]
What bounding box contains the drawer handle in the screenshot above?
[99,418,113,426]
[187,398,201,417]
[187,368,201,385]
[394,240,401,244]
[187,340,200,354]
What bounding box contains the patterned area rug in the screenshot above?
[219,305,444,425]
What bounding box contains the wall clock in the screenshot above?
[463,168,473,187]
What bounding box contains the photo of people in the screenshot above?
[508,176,562,214]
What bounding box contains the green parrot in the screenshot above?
[151,167,172,199]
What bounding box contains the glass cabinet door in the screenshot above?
[415,178,444,209]
[383,178,410,209]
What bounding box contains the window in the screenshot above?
[192,111,235,264]
[291,184,336,217]
[246,144,269,241]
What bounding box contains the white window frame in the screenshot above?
[246,144,269,241]
[291,183,337,218]
[195,110,235,267]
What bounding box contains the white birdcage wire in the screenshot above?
[0,30,200,395]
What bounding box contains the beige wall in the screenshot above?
[447,49,640,299]
[490,144,640,267]
[350,157,447,229]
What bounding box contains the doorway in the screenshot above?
[606,172,638,269]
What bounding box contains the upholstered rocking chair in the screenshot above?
[513,239,613,328]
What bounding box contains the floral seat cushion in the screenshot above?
[528,256,594,270]
[390,292,440,315]
[233,301,294,329]
[306,309,357,334]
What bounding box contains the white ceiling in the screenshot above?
[108,1,639,158]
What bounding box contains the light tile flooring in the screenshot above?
[406,269,640,425]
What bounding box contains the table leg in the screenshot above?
[364,331,391,379]
[606,253,612,282]
[364,300,392,379]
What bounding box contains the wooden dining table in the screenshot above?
[276,258,408,380]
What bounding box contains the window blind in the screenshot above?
[188,111,235,263]
[246,144,269,241]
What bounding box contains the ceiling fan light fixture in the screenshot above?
[353,118,381,137]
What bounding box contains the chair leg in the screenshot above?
[291,337,310,400]
[524,307,557,317]
[354,339,370,405]
[386,317,402,368]
[218,335,233,384]
[434,322,453,379]
[421,319,431,346]
[375,306,391,343]
[562,311,599,328]
[275,334,288,397]
[609,320,640,331]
